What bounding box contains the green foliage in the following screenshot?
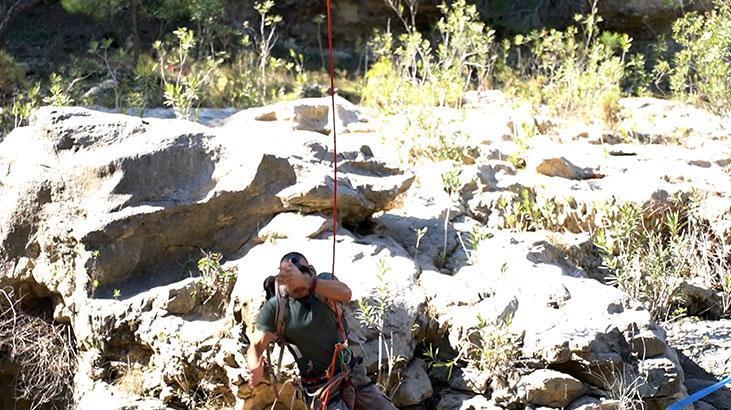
[499,0,631,123]
[154,28,222,119]
[467,315,518,381]
[362,0,496,111]
[356,256,391,332]
[42,73,74,106]
[656,0,731,114]
[458,224,491,265]
[500,189,562,232]
[10,82,40,128]
[89,38,125,108]
[440,314,520,387]
[423,344,458,379]
[441,168,461,197]
[0,50,26,96]
[436,0,497,90]
[197,251,238,306]
[596,194,731,321]
[355,256,401,395]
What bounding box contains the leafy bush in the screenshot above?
[362,0,496,111]
[656,0,731,114]
[595,194,731,321]
[498,1,632,123]
[154,28,222,120]
[426,314,520,389]
[356,256,403,395]
[499,189,562,232]
[0,50,25,97]
[197,251,238,307]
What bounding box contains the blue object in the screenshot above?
[667,375,731,410]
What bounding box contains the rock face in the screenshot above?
[431,231,688,410]
[666,319,731,410]
[518,369,584,407]
[0,106,414,408]
[392,358,433,407]
[3,94,726,409]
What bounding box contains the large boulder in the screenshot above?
[517,369,584,407]
[0,106,413,311]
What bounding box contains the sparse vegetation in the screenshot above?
[595,193,731,321]
[656,0,731,115]
[457,224,491,265]
[355,256,404,396]
[424,314,520,389]
[0,289,76,410]
[197,251,238,308]
[500,189,563,232]
[499,0,631,124]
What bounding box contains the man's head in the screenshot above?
[279,252,313,275]
[276,252,315,298]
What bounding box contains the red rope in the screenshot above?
[326,0,347,347]
[326,0,338,282]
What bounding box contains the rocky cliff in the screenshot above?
[0,94,729,409]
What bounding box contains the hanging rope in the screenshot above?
[326,0,348,347]
[326,0,338,278]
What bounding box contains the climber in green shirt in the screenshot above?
[246,252,396,410]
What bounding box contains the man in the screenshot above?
[247,252,397,410]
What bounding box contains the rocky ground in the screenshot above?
[0,93,729,410]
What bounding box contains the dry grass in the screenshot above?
[0,288,76,410]
[586,363,644,410]
[112,362,146,396]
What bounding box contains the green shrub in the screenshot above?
[362,0,496,111]
[657,0,731,114]
[595,194,731,321]
[498,1,632,124]
[154,28,222,119]
[0,50,26,97]
[499,190,562,232]
[197,251,237,308]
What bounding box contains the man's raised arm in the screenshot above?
[309,275,352,303]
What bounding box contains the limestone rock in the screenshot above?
[666,318,731,410]
[392,358,433,406]
[676,279,724,319]
[223,96,370,134]
[448,367,492,395]
[435,390,494,410]
[518,369,584,407]
[536,157,602,180]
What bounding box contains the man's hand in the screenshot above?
[277,260,311,290]
[248,355,266,388]
[246,330,276,388]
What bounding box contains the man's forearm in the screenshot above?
[247,342,263,369]
[311,277,352,302]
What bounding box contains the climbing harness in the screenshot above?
[264,1,355,408]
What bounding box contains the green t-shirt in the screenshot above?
[256,272,342,377]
